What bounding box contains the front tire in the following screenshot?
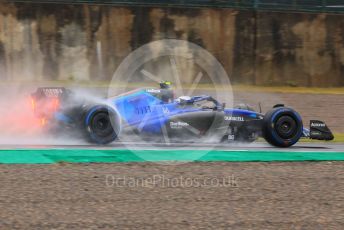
[263,107,303,147]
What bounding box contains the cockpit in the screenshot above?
[175,95,222,110]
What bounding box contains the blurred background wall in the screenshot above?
[0,1,344,86]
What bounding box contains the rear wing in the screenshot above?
[30,87,72,120]
[31,87,68,99]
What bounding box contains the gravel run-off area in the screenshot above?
[0,162,343,229]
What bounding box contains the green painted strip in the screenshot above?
[0,149,344,164]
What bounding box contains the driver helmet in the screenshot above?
[160,81,172,89]
[159,81,174,102]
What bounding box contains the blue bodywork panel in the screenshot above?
[107,89,260,134]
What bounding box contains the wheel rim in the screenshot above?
[91,112,114,137]
[275,115,297,139]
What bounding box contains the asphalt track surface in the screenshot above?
[64,142,344,152]
[1,141,343,151]
[112,142,343,152]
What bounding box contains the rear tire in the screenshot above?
[84,106,120,144]
[263,107,303,147]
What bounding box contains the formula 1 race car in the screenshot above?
[30,83,334,147]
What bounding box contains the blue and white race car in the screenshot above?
[31,83,333,147]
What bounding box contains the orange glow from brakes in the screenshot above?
[30,97,60,120]
[0,96,46,136]
[31,98,36,110]
[40,118,47,126]
[52,98,60,111]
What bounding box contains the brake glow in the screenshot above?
[41,117,47,126]
[52,98,60,111]
[30,98,36,110]
[30,96,60,122]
